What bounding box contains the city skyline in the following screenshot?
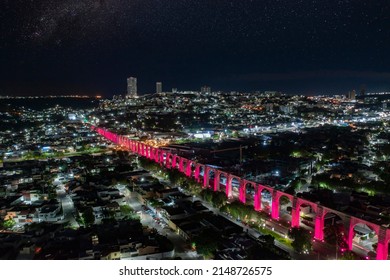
[1,1,389,96]
[2,0,390,264]
[1,92,389,261]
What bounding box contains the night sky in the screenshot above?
[1,0,389,96]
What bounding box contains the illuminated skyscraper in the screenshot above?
[156,82,162,94]
[127,77,137,98]
[201,86,211,94]
[347,90,356,100]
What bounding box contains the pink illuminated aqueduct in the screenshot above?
[92,126,390,260]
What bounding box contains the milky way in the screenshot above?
[1,0,389,95]
[4,0,388,48]
[2,0,135,45]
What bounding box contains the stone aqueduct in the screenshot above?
[93,126,390,260]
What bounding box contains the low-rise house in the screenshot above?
[35,202,63,222]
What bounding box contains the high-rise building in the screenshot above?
[127,77,137,98]
[172,88,178,94]
[347,90,356,100]
[360,85,366,96]
[156,82,162,94]
[201,86,211,94]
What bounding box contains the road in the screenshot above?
[56,185,78,227]
[184,188,354,260]
[134,169,355,260]
[186,191,301,258]
[122,188,202,260]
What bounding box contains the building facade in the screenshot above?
[156,82,162,94]
[127,77,137,98]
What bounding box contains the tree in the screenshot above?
[138,157,162,172]
[211,192,227,208]
[120,205,133,216]
[155,234,174,252]
[193,228,220,258]
[148,198,164,208]
[339,251,359,260]
[290,178,302,191]
[82,207,95,226]
[220,201,259,222]
[280,196,290,206]
[258,234,275,250]
[1,219,15,229]
[168,169,185,185]
[288,228,312,254]
[200,189,212,203]
[59,163,69,172]
[324,224,348,250]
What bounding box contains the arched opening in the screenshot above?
[219,173,228,194]
[230,177,241,199]
[207,169,215,189]
[279,195,292,223]
[182,159,190,176]
[198,165,205,183]
[173,156,180,169]
[180,159,187,174]
[166,153,173,168]
[143,145,148,157]
[152,149,158,162]
[161,152,167,166]
[189,162,196,178]
[261,189,272,214]
[351,223,378,259]
[323,212,348,252]
[296,203,315,230]
[144,145,149,157]
[145,146,149,157]
[245,182,255,203]
[140,144,145,156]
[156,149,161,162]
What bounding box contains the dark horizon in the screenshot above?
[1,0,389,96]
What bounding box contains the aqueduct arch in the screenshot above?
[348,217,380,258]
[172,155,180,169]
[278,195,293,224]
[292,198,318,228]
[218,172,229,197]
[203,167,215,189]
[94,128,390,260]
[165,152,173,168]
[240,180,256,204]
[258,185,274,215]
[228,174,241,200]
